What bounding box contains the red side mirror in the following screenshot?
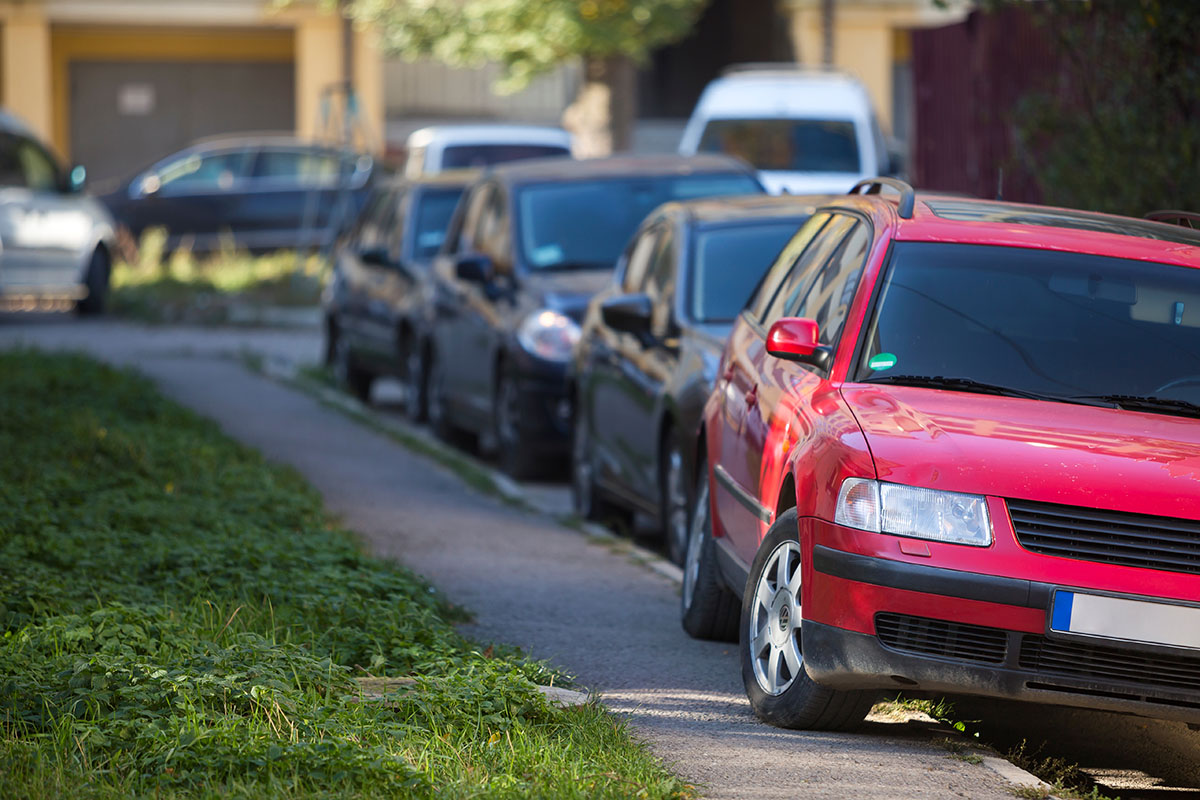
[766,317,832,370]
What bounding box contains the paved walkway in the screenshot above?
[0,315,1063,799]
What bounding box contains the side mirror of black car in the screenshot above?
[455,254,494,284]
[601,293,653,337]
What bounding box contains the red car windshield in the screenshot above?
[855,242,1200,411]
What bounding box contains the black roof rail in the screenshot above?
[1145,210,1200,230]
[850,177,916,220]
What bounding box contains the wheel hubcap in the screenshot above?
[333,335,350,386]
[497,376,518,446]
[427,357,443,423]
[749,540,803,696]
[682,478,709,612]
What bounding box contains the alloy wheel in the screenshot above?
[748,540,804,696]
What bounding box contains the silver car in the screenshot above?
[0,110,116,314]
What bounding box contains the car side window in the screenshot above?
[253,148,340,187]
[477,186,512,274]
[158,149,251,192]
[456,183,494,254]
[759,214,857,329]
[620,224,662,293]
[357,189,398,249]
[747,212,832,322]
[643,227,678,336]
[792,222,872,346]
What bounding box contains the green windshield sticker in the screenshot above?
[868,353,897,371]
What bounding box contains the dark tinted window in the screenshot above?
[792,223,871,345]
[690,221,804,322]
[412,187,465,259]
[698,118,861,172]
[516,173,760,270]
[857,243,1200,405]
[253,149,341,186]
[759,214,856,328]
[441,144,570,169]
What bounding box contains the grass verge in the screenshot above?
[110,228,325,324]
[0,350,692,799]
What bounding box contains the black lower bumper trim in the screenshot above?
[812,544,1054,609]
[802,619,1200,724]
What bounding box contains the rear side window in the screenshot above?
[157,150,250,192]
[411,187,465,260]
[698,119,861,173]
[254,149,341,187]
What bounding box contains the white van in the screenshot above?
[403,125,573,178]
[678,66,890,195]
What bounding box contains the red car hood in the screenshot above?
[840,383,1200,520]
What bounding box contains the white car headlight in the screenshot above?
[517,309,581,362]
[834,478,992,547]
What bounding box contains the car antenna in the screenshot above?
[996,168,1004,201]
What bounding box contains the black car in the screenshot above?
[100,136,375,255]
[425,155,764,478]
[322,171,473,416]
[571,195,823,563]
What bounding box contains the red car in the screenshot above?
[687,178,1200,731]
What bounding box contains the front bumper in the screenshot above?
[509,348,572,454]
[804,545,1200,724]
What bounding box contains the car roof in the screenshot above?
[662,193,835,226]
[488,154,758,184]
[837,191,1200,268]
[405,124,572,148]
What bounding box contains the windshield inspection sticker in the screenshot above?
[868,353,898,371]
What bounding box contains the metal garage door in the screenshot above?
[69,60,295,184]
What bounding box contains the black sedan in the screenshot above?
[322,171,473,416]
[425,155,763,478]
[570,195,823,564]
[99,136,375,255]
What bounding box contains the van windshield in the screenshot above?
[698,119,860,173]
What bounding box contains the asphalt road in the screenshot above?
[6,314,1200,799]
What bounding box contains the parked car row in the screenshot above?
[326,163,1200,736]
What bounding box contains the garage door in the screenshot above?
[69,61,295,184]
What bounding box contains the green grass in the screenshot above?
[0,350,693,799]
[109,228,326,323]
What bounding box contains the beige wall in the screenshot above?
[2,8,54,144]
[784,0,966,134]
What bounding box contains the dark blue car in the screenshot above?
[99,135,375,255]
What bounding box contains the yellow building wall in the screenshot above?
[2,9,54,146]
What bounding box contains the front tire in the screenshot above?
[681,456,740,641]
[494,366,540,480]
[74,248,110,316]
[740,509,873,730]
[402,337,429,421]
[332,328,374,403]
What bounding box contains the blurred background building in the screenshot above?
[0,0,968,183]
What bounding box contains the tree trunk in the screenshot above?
[562,55,636,158]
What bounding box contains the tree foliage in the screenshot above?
[1008,0,1200,215]
[343,0,709,92]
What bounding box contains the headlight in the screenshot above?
[517,309,581,362]
[834,478,992,546]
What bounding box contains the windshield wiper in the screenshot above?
[1069,394,1200,419]
[861,375,1114,407]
